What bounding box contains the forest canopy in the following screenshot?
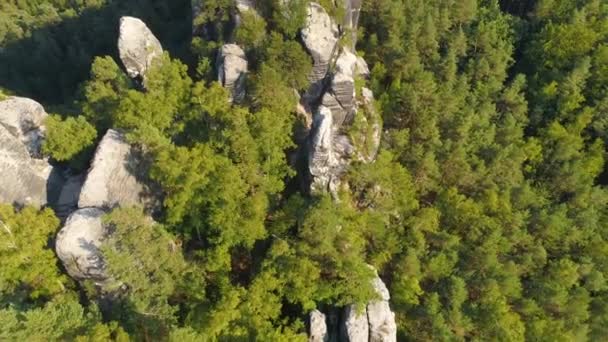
[0,0,607,341]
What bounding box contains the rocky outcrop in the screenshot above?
[322,50,358,127]
[298,1,380,195]
[0,96,47,156]
[308,271,397,342]
[78,129,158,211]
[301,2,339,84]
[308,106,355,194]
[217,44,248,103]
[309,310,329,342]
[308,50,380,195]
[118,16,163,81]
[55,208,107,281]
[341,305,369,342]
[0,97,62,207]
[366,274,397,342]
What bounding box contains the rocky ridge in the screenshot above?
[299,2,395,341]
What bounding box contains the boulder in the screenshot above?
[217,44,248,103]
[0,96,47,156]
[55,208,107,281]
[0,97,61,207]
[78,129,158,211]
[118,16,163,81]
[309,310,329,342]
[301,2,339,84]
[341,305,369,342]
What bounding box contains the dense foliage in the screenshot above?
[1,0,607,340]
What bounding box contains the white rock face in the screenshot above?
[309,310,329,342]
[217,44,248,103]
[55,208,107,281]
[323,50,358,127]
[341,305,369,342]
[78,129,157,211]
[309,106,338,193]
[310,270,397,342]
[367,273,396,342]
[118,16,163,81]
[301,2,339,83]
[0,96,48,156]
[0,97,61,207]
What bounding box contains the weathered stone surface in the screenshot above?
[0,97,62,207]
[217,44,248,103]
[0,96,47,156]
[344,0,362,29]
[78,129,157,211]
[309,106,336,193]
[118,16,163,81]
[341,305,369,342]
[301,2,339,84]
[308,105,355,195]
[0,126,53,207]
[309,310,329,342]
[367,271,397,342]
[322,50,358,127]
[55,208,107,281]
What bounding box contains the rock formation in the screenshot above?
[301,2,339,84]
[217,44,248,103]
[301,2,381,196]
[309,310,329,342]
[0,96,47,156]
[341,305,369,342]
[55,208,107,281]
[78,129,158,211]
[308,271,397,342]
[366,274,397,342]
[0,97,62,207]
[118,16,163,82]
[308,105,355,195]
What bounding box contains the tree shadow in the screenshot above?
[0,0,193,108]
